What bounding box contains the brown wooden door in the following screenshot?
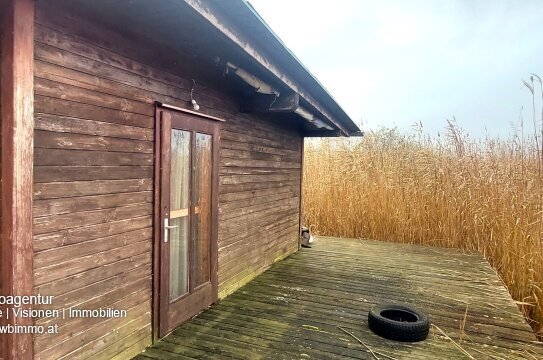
[158,108,219,337]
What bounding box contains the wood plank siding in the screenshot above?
[32,3,301,359]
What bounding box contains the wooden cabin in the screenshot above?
[0,0,361,359]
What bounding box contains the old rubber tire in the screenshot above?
[368,304,429,342]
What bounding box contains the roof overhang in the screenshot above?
[51,0,363,137]
[183,0,363,137]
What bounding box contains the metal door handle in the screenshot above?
[164,218,178,243]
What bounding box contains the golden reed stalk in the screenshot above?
[303,125,543,339]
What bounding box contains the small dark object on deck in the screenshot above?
[300,226,312,248]
[368,304,430,342]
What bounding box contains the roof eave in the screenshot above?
[183,0,362,137]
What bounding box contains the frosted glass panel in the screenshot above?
[193,133,212,287]
[169,130,190,300]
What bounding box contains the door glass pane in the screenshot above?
[169,130,190,300]
[192,133,212,287]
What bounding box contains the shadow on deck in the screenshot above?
[136,237,543,359]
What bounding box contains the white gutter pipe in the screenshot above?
[226,62,279,96]
[294,106,334,130]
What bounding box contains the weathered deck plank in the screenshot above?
[137,237,543,359]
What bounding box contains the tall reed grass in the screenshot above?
[303,121,543,339]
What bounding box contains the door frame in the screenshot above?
[152,103,221,341]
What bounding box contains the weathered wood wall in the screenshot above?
[217,119,301,298]
[32,16,154,360]
[33,3,300,359]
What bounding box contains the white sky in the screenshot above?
[250,0,543,137]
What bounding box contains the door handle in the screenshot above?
[164,218,178,243]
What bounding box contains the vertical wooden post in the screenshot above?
[152,106,162,343]
[298,137,304,249]
[1,0,35,359]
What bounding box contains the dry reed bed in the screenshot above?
[303,127,543,339]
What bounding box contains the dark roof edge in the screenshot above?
[183,0,362,136]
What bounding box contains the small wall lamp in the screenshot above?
[190,79,200,111]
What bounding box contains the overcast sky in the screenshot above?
[250,0,543,137]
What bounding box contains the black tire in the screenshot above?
[368,304,429,342]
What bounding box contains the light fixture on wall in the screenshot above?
[190,79,200,111]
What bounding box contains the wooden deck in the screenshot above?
[135,237,543,359]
